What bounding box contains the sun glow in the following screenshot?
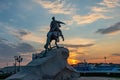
[68,59,80,65]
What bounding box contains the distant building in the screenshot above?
[73,63,90,71]
[73,63,120,72]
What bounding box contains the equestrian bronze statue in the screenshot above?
[44,17,65,50]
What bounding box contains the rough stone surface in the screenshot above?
[6,47,80,80]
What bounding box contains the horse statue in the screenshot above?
[44,31,63,50]
[44,17,65,54]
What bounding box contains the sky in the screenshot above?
[0,0,120,68]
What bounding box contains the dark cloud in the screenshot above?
[0,38,35,57]
[0,37,36,67]
[0,38,8,42]
[64,43,94,48]
[112,53,120,56]
[4,26,30,38]
[96,22,120,34]
[17,29,30,36]
[10,29,31,38]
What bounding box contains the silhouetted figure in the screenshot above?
[44,17,65,51]
[50,17,65,42]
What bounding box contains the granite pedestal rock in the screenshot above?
[6,47,80,80]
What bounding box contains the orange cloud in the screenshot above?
[67,47,89,64]
[91,7,108,13]
[21,32,45,43]
[62,38,95,45]
[72,14,110,25]
[106,30,120,35]
[99,0,120,8]
[34,0,75,14]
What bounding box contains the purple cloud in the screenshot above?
[96,22,120,35]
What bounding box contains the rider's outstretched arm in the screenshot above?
[57,21,66,25]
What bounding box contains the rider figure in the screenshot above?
[50,17,65,42]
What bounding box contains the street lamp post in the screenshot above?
[14,56,23,73]
[17,56,23,71]
[14,56,18,73]
[104,57,107,64]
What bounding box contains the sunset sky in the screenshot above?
[0,0,120,68]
